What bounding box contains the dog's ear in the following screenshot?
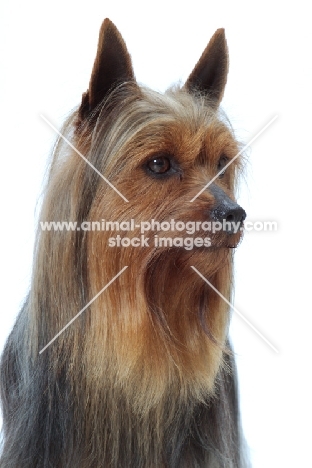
[78,18,134,123]
[185,29,228,107]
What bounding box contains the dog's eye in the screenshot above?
[217,156,228,177]
[147,157,171,174]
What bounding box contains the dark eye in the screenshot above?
[147,156,171,174]
[217,155,228,177]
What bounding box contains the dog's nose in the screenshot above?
[211,204,246,225]
[208,183,246,233]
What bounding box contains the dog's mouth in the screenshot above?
[226,241,241,249]
[148,223,245,252]
[157,232,244,252]
[204,224,244,250]
[225,230,244,249]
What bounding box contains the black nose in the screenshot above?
[209,183,246,233]
[211,205,246,225]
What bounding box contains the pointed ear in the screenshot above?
[185,29,228,107]
[78,19,135,122]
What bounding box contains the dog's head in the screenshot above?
[74,19,245,264]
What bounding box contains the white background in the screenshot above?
[0,1,311,467]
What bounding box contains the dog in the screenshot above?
[0,18,248,467]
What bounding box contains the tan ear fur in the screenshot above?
[185,29,229,107]
[78,18,135,122]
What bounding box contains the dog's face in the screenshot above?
[86,88,245,261]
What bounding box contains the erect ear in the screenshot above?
[185,29,228,107]
[78,18,135,122]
